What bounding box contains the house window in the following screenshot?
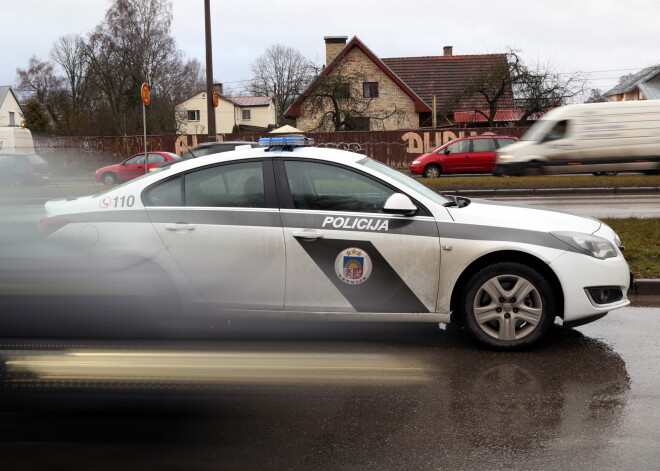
[9,112,15,126]
[187,110,200,121]
[336,83,351,99]
[363,82,379,98]
[242,109,251,121]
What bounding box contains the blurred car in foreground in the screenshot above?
[0,153,51,186]
[94,151,181,185]
[409,136,519,178]
[39,136,630,350]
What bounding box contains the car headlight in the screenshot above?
[498,154,514,160]
[411,160,421,165]
[550,231,618,259]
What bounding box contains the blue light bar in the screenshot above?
[258,136,315,148]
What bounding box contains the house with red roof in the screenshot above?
[176,84,276,134]
[284,36,516,131]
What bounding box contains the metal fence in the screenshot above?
[34,127,529,175]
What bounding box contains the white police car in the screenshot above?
[41,136,631,349]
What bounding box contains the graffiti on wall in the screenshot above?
[401,130,497,154]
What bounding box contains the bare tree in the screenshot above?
[449,49,587,126]
[247,44,317,124]
[303,64,409,131]
[583,88,607,103]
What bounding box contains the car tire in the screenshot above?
[461,262,556,350]
[423,164,441,178]
[102,172,117,185]
[603,171,618,176]
[8,174,26,187]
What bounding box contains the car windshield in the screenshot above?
[26,154,47,164]
[166,152,182,160]
[360,158,449,205]
[521,120,555,141]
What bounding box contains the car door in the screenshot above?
[144,159,285,311]
[275,159,440,314]
[536,120,578,168]
[441,139,472,173]
[469,138,497,172]
[146,152,167,171]
[117,154,146,181]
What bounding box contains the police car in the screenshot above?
[40,136,631,349]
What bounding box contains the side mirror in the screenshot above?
[384,193,417,216]
[444,148,451,155]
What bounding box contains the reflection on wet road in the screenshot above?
[1,309,658,470]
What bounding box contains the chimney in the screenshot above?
[213,83,223,95]
[324,36,348,65]
[443,46,453,56]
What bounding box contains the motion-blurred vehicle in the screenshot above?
[94,151,181,185]
[41,136,631,350]
[496,99,660,175]
[0,153,51,186]
[409,136,519,178]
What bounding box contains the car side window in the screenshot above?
[147,154,166,164]
[472,139,496,152]
[495,138,516,148]
[543,120,569,142]
[184,161,265,208]
[125,154,145,165]
[446,140,470,154]
[145,176,182,206]
[284,160,395,213]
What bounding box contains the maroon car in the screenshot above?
[409,135,519,178]
[94,152,181,185]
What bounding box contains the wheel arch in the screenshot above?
[449,249,565,321]
[423,162,442,176]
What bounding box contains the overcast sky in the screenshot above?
[3,0,660,98]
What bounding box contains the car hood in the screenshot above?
[447,199,601,234]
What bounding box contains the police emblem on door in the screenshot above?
[335,248,372,285]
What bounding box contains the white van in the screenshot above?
[496,100,660,175]
[0,127,36,154]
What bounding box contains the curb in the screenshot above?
[455,186,660,197]
[630,279,660,296]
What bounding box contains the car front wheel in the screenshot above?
[423,164,441,178]
[102,172,117,185]
[461,262,555,350]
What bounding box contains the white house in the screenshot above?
[176,85,276,134]
[0,86,24,127]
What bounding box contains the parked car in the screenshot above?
[409,136,519,178]
[496,99,660,176]
[0,153,51,186]
[94,152,181,185]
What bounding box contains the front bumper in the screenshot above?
[550,250,631,323]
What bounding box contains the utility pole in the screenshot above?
[204,0,216,141]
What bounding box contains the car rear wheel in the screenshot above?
[102,172,117,185]
[8,174,26,187]
[461,262,555,350]
[423,164,441,178]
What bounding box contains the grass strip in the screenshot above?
[602,218,660,279]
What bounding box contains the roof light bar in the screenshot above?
[258,135,315,149]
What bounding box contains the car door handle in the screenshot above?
[293,230,324,240]
[464,155,470,158]
[165,223,196,232]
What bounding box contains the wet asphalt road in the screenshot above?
[0,305,659,471]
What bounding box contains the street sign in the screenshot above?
[213,92,219,108]
[141,83,151,106]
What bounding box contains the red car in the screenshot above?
[409,135,519,178]
[94,152,181,185]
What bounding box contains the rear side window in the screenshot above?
[184,161,265,208]
[472,139,496,152]
[495,138,516,148]
[145,176,182,206]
